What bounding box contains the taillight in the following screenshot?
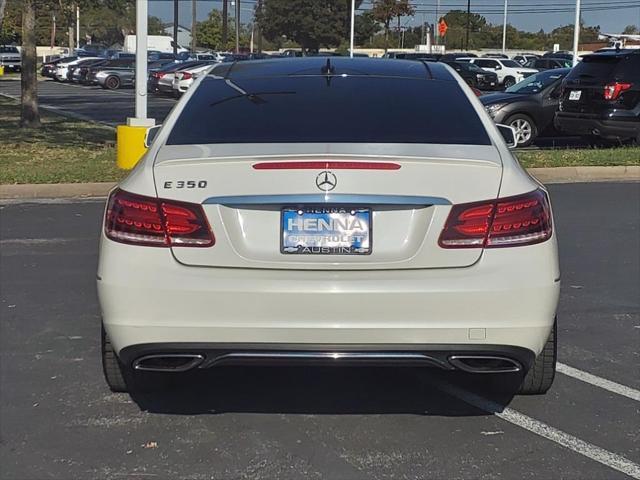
[152,72,165,79]
[104,189,214,247]
[439,189,552,249]
[603,82,632,100]
[180,72,193,80]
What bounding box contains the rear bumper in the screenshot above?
[120,342,535,373]
[555,112,640,139]
[98,235,560,360]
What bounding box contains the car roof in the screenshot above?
[584,49,640,58]
[207,57,455,81]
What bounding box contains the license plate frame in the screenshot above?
[280,206,372,255]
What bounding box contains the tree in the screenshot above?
[355,10,379,45]
[257,0,355,52]
[21,0,40,128]
[371,0,414,52]
[148,15,164,36]
[622,25,638,35]
[0,0,6,27]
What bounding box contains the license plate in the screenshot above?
[569,90,582,101]
[281,207,371,255]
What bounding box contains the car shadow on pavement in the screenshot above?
[129,366,521,417]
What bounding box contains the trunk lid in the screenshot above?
[153,144,503,270]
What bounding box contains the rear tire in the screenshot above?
[103,75,120,90]
[518,319,557,395]
[101,324,133,392]
[503,76,516,89]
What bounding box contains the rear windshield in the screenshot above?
[567,54,640,81]
[167,75,491,145]
[501,60,520,68]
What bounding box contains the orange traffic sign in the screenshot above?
[438,19,448,37]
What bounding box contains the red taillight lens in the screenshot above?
[439,189,552,249]
[603,82,632,100]
[181,71,193,80]
[105,189,214,247]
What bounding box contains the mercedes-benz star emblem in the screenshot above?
[315,171,337,192]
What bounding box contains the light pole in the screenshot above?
[76,4,79,48]
[117,0,155,170]
[191,0,197,53]
[572,0,581,66]
[349,0,355,58]
[173,0,178,55]
[501,0,507,53]
[132,0,152,126]
[465,0,471,50]
[235,0,240,53]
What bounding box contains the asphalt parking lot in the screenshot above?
[1,182,639,480]
[0,78,588,149]
[0,78,175,127]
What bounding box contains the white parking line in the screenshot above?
[557,362,640,402]
[438,383,640,479]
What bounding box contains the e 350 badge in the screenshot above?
[163,180,208,189]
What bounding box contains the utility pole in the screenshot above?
[50,14,56,48]
[222,0,228,47]
[465,0,471,50]
[572,0,581,66]
[256,0,262,52]
[349,0,355,57]
[235,0,240,53]
[191,0,197,52]
[435,0,440,45]
[173,0,178,55]
[502,0,507,53]
[75,5,79,49]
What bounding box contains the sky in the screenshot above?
[148,0,640,36]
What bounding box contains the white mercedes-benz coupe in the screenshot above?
[98,58,559,395]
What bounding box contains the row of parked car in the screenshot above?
[40,48,639,148]
[385,50,574,90]
[479,49,640,147]
[40,51,275,95]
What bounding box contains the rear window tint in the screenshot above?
[566,54,640,81]
[167,75,490,145]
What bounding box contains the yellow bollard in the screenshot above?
[0,66,5,76]
[116,125,149,170]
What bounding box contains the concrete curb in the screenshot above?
[1,167,638,200]
[528,165,640,184]
[0,182,116,200]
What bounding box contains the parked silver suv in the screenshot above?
[0,46,21,72]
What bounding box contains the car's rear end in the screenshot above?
[172,63,214,96]
[0,46,21,72]
[556,50,640,141]
[98,59,559,394]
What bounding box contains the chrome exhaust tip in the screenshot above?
[132,354,204,372]
[448,355,522,373]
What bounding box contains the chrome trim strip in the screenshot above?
[204,351,449,368]
[203,194,450,206]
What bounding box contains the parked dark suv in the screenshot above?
[555,50,640,142]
